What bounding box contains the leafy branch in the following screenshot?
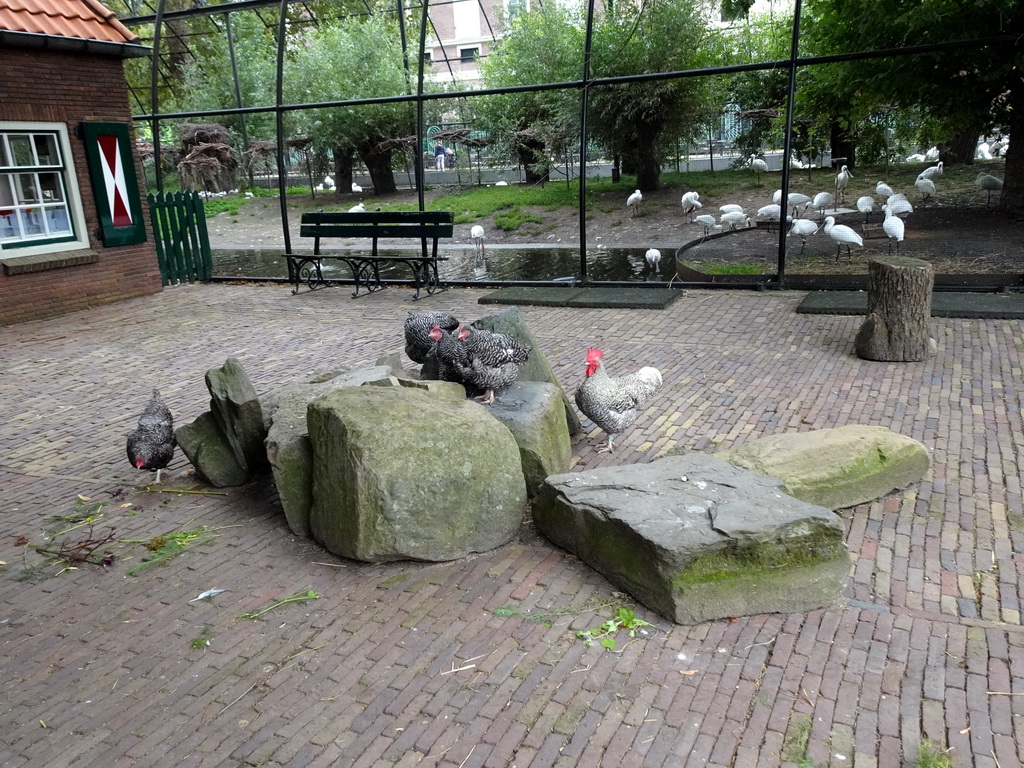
[33,525,118,571]
[240,589,322,620]
[122,523,240,576]
[576,607,654,650]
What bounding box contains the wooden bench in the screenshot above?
[284,210,454,299]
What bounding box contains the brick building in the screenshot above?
[0,0,160,325]
[423,0,506,87]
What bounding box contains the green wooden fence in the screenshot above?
[148,191,212,285]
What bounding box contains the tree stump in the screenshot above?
[854,256,936,361]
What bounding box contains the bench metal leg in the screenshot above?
[287,256,325,294]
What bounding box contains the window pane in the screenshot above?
[0,176,14,207]
[33,135,59,166]
[39,172,65,203]
[0,209,19,239]
[19,208,43,236]
[9,135,33,166]
[0,139,8,167]
[15,174,41,204]
[44,206,71,235]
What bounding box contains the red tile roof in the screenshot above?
[0,0,140,45]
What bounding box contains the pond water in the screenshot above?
[212,246,673,284]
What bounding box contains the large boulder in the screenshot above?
[486,380,572,497]
[308,386,527,562]
[534,452,849,625]
[716,425,930,510]
[175,411,249,488]
[206,357,267,473]
[471,306,582,435]
[263,365,409,537]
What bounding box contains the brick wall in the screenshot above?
[0,47,163,325]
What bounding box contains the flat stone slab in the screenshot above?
[797,291,1024,318]
[716,425,930,510]
[534,452,850,624]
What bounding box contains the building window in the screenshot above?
[460,47,479,63]
[0,123,86,253]
[422,51,433,64]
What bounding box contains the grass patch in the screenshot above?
[913,739,953,768]
[683,261,765,275]
[202,187,279,218]
[494,206,544,231]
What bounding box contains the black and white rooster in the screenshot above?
[574,348,662,453]
[404,311,460,364]
[456,324,531,405]
[126,389,176,483]
[428,324,477,394]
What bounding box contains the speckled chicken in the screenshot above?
[574,348,662,453]
[404,311,460,364]
[126,389,176,483]
[456,324,531,405]
[428,324,474,392]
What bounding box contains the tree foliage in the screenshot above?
[587,0,727,191]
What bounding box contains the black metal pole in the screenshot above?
[225,13,253,187]
[415,0,430,211]
[775,0,803,288]
[578,0,597,286]
[150,0,165,193]
[274,0,291,253]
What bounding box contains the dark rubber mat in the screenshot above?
[479,286,681,309]
[797,291,1024,319]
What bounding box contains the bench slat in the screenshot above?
[301,211,454,224]
[300,224,453,239]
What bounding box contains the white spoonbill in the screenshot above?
[756,204,782,232]
[348,202,366,213]
[471,224,486,255]
[914,177,935,201]
[882,205,905,254]
[976,173,1003,206]
[917,161,943,180]
[719,203,745,214]
[822,216,863,261]
[749,155,769,183]
[681,191,701,221]
[835,165,852,202]
[694,214,719,237]
[720,211,752,230]
[886,193,913,217]
[787,218,819,254]
[807,191,834,221]
[856,195,875,224]
[626,189,643,217]
[645,248,662,272]
[875,181,895,199]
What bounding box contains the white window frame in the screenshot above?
[0,121,90,256]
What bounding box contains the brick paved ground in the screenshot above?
[1,283,1022,768]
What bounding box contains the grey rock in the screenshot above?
[175,411,249,487]
[471,307,582,435]
[716,425,931,509]
[308,386,527,562]
[533,452,849,624]
[486,380,572,497]
[206,357,267,473]
[263,365,414,537]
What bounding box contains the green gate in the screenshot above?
[148,191,213,285]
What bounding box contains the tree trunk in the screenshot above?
[939,129,979,166]
[333,147,355,194]
[829,121,856,169]
[517,138,549,185]
[359,143,397,194]
[854,256,936,362]
[631,123,661,192]
[999,82,1023,215]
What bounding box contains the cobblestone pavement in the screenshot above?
[2,284,1023,768]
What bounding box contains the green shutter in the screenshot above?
[80,121,147,247]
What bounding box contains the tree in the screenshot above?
[285,13,414,194]
[587,0,726,191]
[479,4,584,185]
[800,0,1023,212]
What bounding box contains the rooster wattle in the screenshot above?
[574,348,662,453]
[126,389,176,484]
